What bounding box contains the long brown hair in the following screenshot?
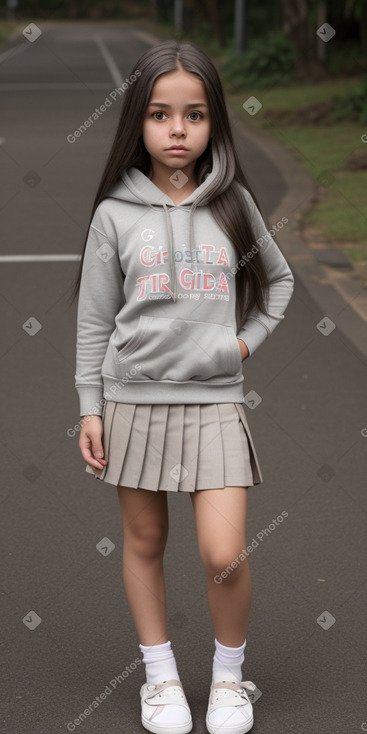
[67,39,272,333]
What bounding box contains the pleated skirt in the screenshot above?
[85,401,264,492]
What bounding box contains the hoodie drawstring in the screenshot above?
[162,202,195,303]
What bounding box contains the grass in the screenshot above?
[0,19,23,43]
[226,81,367,261]
[228,77,362,108]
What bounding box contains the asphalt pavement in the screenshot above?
[0,19,366,734]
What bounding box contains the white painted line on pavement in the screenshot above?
[93,35,122,87]
[0,255,81,262]
[0,83,113,91]
[0,41,28,64]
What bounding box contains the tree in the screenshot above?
[344,0,367,53]
[280,0,328,80]
[202,0,226,48]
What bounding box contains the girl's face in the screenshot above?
[142,68,212,176]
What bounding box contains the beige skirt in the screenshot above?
[85,401,264,492]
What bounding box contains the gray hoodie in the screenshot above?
[75,151,295,416]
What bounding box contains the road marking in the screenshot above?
[0,255,81,262]
[93,35,122,86]
[0,41,28,64]
[0,83,114,91]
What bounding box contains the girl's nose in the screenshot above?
[171,118,186,135]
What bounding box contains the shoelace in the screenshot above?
[145,680,183,699]
[236,681,256,699]
[212,680,256,700]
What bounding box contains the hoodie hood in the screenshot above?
[106,146,222,302]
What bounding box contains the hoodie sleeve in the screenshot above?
[75,207,126,417]
[236,193,295,357]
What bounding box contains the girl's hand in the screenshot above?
[237,338,249,361]
[79,415,108,470]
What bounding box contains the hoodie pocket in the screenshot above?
[113,315,242,383]
[113,315,151,362]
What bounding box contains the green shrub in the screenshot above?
[325,43,367,77]
[219,31,295,91]
[332,79,367,123]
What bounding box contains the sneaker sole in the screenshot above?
[206,713,254,734]
[141,713,193,734]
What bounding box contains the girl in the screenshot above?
[70,40,294,734]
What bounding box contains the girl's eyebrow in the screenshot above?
[147,102,208,108]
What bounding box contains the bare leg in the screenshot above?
[190,486,251,647]
[117,485,170,646]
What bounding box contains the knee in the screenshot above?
[202,546,248,581]
[127,522,168,559]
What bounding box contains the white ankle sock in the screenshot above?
[139,641,189,727]
[139,639,180,685]
[209,638,249,729]
[211,637,247,685]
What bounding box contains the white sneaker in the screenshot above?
[140,678,193,734]
[206,680,256,734]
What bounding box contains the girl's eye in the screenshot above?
[189,111,202,121]
[152,111,202,121]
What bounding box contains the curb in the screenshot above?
[228,108,367,361]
